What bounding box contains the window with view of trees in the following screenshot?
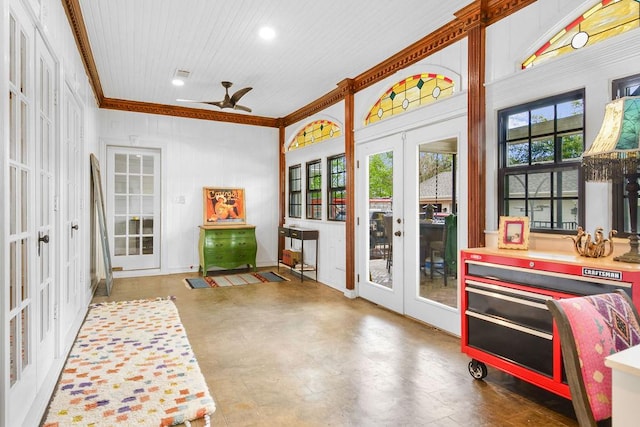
[306,160,322,220]
[288,164,301,218]
[327,154,346,221]
[611,73,640,237]
[498,90,585,231]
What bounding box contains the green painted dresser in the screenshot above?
[198,225,257,274]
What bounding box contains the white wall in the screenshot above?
[98,110,280,275]
[485,0,640,250]
[283,103,348,291]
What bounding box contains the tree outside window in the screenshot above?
[306,160,322,220]
[327,154,346,221]
[288,164,301,218]
[498,90,585,232]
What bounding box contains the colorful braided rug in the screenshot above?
[184,270,288,289]
[42,298,215,426]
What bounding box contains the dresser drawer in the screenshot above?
[199,225,257,273]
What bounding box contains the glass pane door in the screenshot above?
[358,137,404,313]
[60,83,83,334]
[404,139,460,335]
[107,147,161,271]
[35,32,58,388]
[8,8,35,403]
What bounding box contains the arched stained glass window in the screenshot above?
[288,120,342,151]
[522,0,640,69]
[365,73,455,125]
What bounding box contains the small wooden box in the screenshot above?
[282,249,301,267]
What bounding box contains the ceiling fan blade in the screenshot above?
[230,87,252,104]
[202,101,225,108]
[234,104,252,113]
[176,98,204,103]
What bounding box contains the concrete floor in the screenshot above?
[88,269,578,426]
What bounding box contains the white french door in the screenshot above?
[6,4,60,423]
[357,132,460,336]
[59,82,83,338]
[106,147,161,271]
[357,135,405,313]
[34,31,59,387]
[6,4,38,421]
[403,138,460,335]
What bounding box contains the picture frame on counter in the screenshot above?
[498,216,530,250]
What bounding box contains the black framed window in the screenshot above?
[611,73,640,236]
[288,164,301,218]
[327,154,346,221]
[498,90,585,232]
[306,160,322,220]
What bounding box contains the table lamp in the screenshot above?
[582,96,640,263]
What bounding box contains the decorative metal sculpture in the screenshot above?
[564,226,617,258]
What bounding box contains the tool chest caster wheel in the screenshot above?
[468,360,488,379]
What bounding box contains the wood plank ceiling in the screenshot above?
[65,0,534,127]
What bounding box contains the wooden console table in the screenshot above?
[198,225,257,275]
[278,226,318,282]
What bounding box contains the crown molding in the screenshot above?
[62,0,104,104]
[282,78,355,127]
[100,98,280,128]
[485,0,537,26]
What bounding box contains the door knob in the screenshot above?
[394,230,402,236]
[71,223,79,231]
[38,232,49,256]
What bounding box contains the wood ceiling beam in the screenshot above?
[282,81,354,127]
[100,98,280,128]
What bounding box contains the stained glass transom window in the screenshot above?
[522,0,640,69]
[289,120,342,151]
[365,73,454,125]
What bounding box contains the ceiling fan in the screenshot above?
[180,81,253,112]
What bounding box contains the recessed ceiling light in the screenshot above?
[259,26,276,41]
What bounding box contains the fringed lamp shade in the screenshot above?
[582,96,640,263]
[582,97,640,182]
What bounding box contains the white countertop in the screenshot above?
[605,344,640,376]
